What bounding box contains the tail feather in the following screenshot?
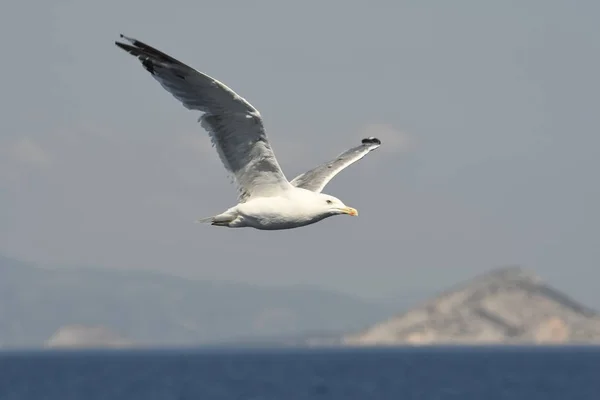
[195,213,237,227]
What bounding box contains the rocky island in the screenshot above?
[343,266,600,346]
[44,325,133,349]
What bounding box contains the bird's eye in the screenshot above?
[326,199,333,205]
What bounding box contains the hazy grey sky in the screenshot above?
[1,1,598,306]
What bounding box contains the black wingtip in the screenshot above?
[114,34,156,75]
[114,34,187,71]
[115,34,135,48]
[361,137,381,145]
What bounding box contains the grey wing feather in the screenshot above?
[115,34,291,202]
[290,137,382,193]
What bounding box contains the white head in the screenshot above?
[315,193,358,218]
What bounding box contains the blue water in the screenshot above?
[1,346,599,399]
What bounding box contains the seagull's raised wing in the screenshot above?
[290,137,381,193]
[115,34,291,202]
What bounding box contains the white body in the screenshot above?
[214,189,355,230]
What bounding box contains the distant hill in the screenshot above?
[44,325,133,349]
[0,254,395,348]
[342,266,600,346]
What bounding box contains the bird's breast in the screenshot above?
[237,197,325,230]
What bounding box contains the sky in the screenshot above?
[0,1,599,307]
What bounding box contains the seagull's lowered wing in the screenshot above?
[290,137,381,193]
[115,34,291,202]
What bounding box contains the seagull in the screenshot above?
[115,34,382,230]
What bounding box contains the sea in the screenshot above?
[1,346,599,399]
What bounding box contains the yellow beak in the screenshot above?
[341,206,358,216]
